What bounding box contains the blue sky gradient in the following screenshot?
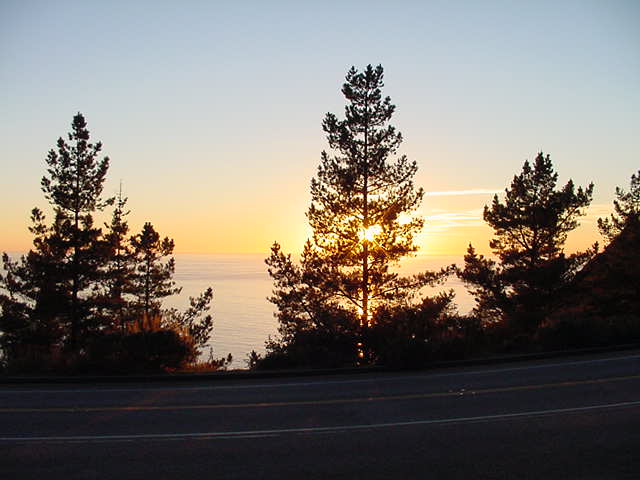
[1,0,638,254]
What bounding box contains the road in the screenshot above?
[1,350,639,479]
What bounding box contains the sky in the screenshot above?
[1,0,638,256]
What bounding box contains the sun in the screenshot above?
[359,224,382,242]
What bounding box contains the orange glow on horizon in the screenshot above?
[1,197,610,258]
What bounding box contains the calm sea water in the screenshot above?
[2,251,474,368]
[170,253,474,368]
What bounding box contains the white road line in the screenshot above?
[2,353,639,395]
[1,400,639,443]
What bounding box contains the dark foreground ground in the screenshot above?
[2,350,639,479]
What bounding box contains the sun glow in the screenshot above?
[359,224,382,242]
[397,212,412,225]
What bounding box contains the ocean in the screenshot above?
[170,253,474,368]
[2,251,475,368]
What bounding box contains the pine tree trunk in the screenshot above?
[362,97,370,328]
[70,205,80,352]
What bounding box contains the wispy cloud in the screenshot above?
[580,203,614,224]
[423,203,614,233]
[425,209,486,232]
[424,189,502,197]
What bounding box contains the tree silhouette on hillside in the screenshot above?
[598,169,640,244]
[459,153,595,333]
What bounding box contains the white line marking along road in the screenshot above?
[1,400,639,443]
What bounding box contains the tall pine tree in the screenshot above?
[267,65,445,365]
[40,113,113,349]
[1,114,219,371]
[307,64,427,325]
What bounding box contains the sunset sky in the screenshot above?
[1,1,638,256]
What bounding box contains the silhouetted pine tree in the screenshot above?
[98,186,135,332]
[598,169,640,243]
[0,210,68,365]
[129,222,181,329]
[266,65,449,366]
[40,113,114,349]
[0,114,113,360]
[1,114,220,371]
[308,64,430,323]
[459,153,595,332]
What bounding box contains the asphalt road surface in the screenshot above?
[2,350,639,479]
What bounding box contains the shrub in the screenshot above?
[82,329,194,373]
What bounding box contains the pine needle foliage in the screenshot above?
[129,222,182,327]
[459,153,595,332]
[306,64,430,324]
[265,65,449,366]
[598,169,640,243]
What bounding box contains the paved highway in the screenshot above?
[2,350,639,479]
